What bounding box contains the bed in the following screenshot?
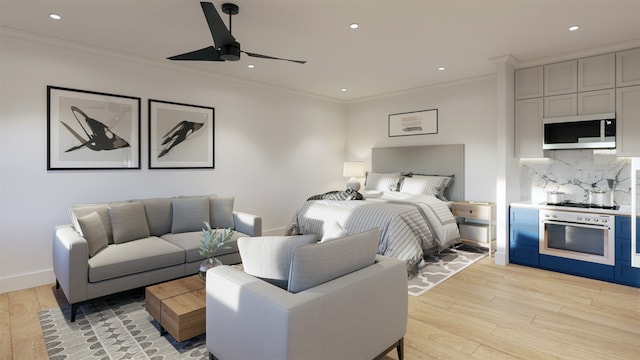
[289,144,465,273]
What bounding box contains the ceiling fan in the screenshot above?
[168,2,306,64]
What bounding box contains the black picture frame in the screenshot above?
[148,99,215,169]
[388,109,438,137]
[47,86,141,170]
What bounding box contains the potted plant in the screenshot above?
[199,222,234,280]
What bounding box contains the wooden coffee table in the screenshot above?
[145,275,206,342]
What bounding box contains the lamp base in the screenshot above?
[346,178,361,191]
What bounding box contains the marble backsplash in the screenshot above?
[520,150,631,206]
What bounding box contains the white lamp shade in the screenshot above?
[343,161,365,177]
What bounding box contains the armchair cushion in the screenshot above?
[237,234,318,289]
[109,201,150,244]
[288,228,379,293]
[76,212,108,257]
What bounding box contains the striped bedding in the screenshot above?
[289,192,460,272]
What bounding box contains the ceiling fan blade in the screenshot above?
[167,46,223,61]
[201,2,235,49]
[243,51,307,64]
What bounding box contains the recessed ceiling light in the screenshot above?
[569,25,580,31]
[341,88,347,92]
[49,13,61,20]
[248,64,255,68]
[350,23,359,29]
[438,67,445,71]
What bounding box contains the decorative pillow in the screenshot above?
[320,221,348,242]
[141,198,173,236]
[109,201,151,244]
[288,228,379,293]
[77,212,109,257]
[237,234,318,289]
[364,172,402,192]
[172,197,210,233]
[400,175,453,200]
[210,197,234,229]
[70,203,113,244]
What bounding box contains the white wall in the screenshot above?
[0,32,347,293]
[345,76,498,202]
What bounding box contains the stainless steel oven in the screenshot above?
[539,209,615,266]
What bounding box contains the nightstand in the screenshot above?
[452,201,496,258]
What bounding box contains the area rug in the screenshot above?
[408,246,487,297]
[39,289,208,360]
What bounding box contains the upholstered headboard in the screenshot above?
[371,144,465,201]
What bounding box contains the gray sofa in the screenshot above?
[53,195,261,322]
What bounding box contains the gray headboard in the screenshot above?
[371,144,465,201]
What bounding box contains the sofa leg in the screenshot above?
[70,303,78,322]
[55,279,60,289]
[397,338,404,360]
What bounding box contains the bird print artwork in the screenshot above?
[60,106,130,152]
[158,121,204,158]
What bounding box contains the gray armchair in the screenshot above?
[205,229,408,360]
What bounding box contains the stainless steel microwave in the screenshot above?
[543,112,616,150]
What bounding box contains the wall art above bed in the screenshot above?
[388,109,438,137]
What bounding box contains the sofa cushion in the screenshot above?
[87,237,184,283]
[172,197,210,233]
[70,203,113,244]
[288,228,379,293]
[77,212,108,257]
[109,201,151,244]
[141,198,173,236]
[237,234,318,289]
[161,230,244,263]
[211,197,235,229]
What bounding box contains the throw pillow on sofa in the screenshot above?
[211,196,235,229]
[109,201,151,244]
[172,197,210,233]
[237,234,318,289]
[76,211,109,257]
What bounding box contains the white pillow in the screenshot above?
[400,175,452,200]
[321,222,348,242]
[364,172,402,191]
[238,234,318,289]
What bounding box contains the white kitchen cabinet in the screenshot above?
[545,60,577,96]
[515,98,544,158]
[544,93,577,117]
[616,48,640,87]
[515,66,544,100]
[578,53,616,92]
[616,85,640,156]
[578,89,615,114]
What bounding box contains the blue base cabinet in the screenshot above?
[509,208,540,267]
[510,208,640,287]
[614,216,640,287]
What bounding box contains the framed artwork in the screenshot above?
[148,99,214,169]
[47,86,141,170]
[388,109,438,137]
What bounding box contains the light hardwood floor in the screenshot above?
[2,257,639,359]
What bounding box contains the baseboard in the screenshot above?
[0,268,56,294]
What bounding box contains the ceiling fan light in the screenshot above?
[220,42,241,61]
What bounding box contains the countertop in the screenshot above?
[511,200,632,216]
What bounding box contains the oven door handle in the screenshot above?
[542,220,611,230]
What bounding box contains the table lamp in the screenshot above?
[343,161,365,191]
